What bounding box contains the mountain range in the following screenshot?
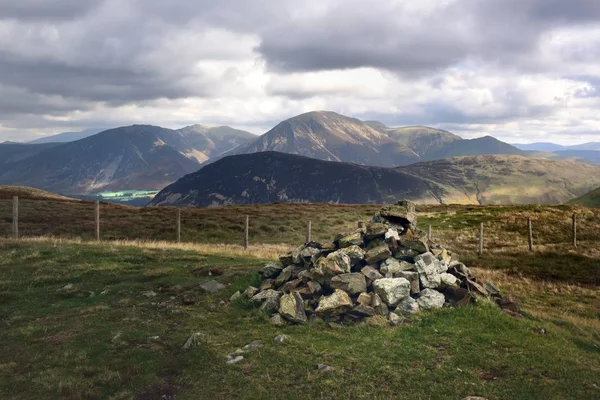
[151,152,600,207]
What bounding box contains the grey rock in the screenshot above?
[244,286,259,298]
[279,292,307,323]
[360,265,383,281]
[200,280,226,294]
[372,278,411,307]
[384,228,401,242]
[338,231,364,248]
[307,280,322,294]
[315,289,353,317]
[270,313,285,326]
[242,340,262,351]
[394,271,420,294]
[226,355,244,365]
[415,253,441,289]
[388,312,405,326]
[339,245,366,266]
[251,289,282,303]
[313,250,352,277]
[379,200,417,227]
[348,304,376,317]
[401,238,429,254]
[365,245,392,264]
[440,273,460,288]
[417,289,445,310]
[364,223,388,239]
[229,291,242,302]
[317,364,335,373]
[183,332,201,350]
[300,246,321,263]
[372,293,389,316]
[274,266,295,287]
[395,297,420,316]
[141,290,157,298]
[380,258,415,274]
[259,297,280,315]
[330,273,367,295]
[259,262,283,279]
[259,279,275,291]
[357,292,372,306]
[274,334,287,344]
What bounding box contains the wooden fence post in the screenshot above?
[95,201,100,241]
[572,214,577,248]
[12,196,18,239]
[428,224,432,242]
[244,215,249,249]
[306,220,312,243]
[478,222,484,255]
[528,217,533,252]
[176,208,181,243]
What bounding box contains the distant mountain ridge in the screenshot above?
[213,111,526,167]
[151,152,600,207]
[29,128,103,144]
[512,141,600,165]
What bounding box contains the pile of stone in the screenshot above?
[234,200,506,326]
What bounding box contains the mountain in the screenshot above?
[28,128,103,144]
[0,125,201,194]
[568,187,600,207]
[567,142,600,151]
[554,150,600,165]
[0,142,63,166]
[512,142,567,152]
[151,152,600,207]
[176,125,255,163]
[212,111,525,167]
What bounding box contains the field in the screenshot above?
[1,195,599,398]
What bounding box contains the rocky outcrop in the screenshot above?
[246,200,505,325]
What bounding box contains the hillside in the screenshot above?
[28,128,102,144]
[0,142,62,166]
[569,187,600,207]
[176,125,255,162]
[151,152,600,207]
[212,111,525,167]
[0,125,201,194]
[0,185,78,201]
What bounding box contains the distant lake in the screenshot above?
[76,190,160,206]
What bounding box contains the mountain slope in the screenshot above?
[554,150,600,165]
[29,128,103,144]
[568,187,600,207]
[151,152,600,207]
[512,142,567,152]
[0,125,201,194]
[176,125,255,162]
[0,142,62,166]
[210,111,525,167]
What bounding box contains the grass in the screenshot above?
[1,239,599,399]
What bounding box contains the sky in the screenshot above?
[1,0,600,144]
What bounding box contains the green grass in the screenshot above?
[1,240,599,399]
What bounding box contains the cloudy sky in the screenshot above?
[2,0,600,144]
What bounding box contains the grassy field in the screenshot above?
[1,239,599,400]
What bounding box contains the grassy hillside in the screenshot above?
[0,240,598,399]
[0,185,78,201]
[569,187,600,207]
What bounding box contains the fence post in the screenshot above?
[12,196,18,239]
[478,222,484,255]
[244,215,249,249]
[95,201,100,241]
[528,217,533,252]
[427,224,432,242]
[572,214,577,248]
[176,208,181,243]
[306,220,312,243]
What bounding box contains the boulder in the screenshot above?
[279,292,307,323]
[395,297,420,316]
[229,291,242,302]
[394,271,420,294]
[360,265,384,282]
[259,297,280,315]
[300,247,321,263]
[379,200,417,227]
[251,289,282,303]
[388,312,405,326]
[415,253,441,289]
[400,238,429,254]
[338,231,364,248]
[313,250,352,277]
[244,286,259,298]
[364,223,388,239]
[259,279,275,291]
[270,313,285,326]
[280,279,303,293]
[380,258,415,274]
[372,278,411,307]
[384,228,401,242]
[357,292,372,307]
[371,293,389,316]
[274,266,295,287]
[440,273,460,288]
[417,289,445,310]
[315,290,353,317]
[339,245,366,266]
[365,245,392,264]
[199,280,226,294]
[330,273,367,295]
[348,304,376,318]
[259,262,283,279]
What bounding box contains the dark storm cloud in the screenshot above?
[257,0,600,74]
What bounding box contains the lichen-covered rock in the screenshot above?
[274,266,296,287]
[371,293,389,316]
[379,200,417,226]
[380,258,415,274]
[251,289,282,303]
[395,297,420,316]
[279,292,307,323]
[270,313,285,326]
[280,278,303,293]
[259,262,284,279]
[364,223,388,239]
[230,291,242,302]
[384,228,401,242]
[259,296,280,315]
[313,250,352,277]
[365,245,392,264]
[339,245,366,266]
[360,265,383,282]
[300,247,321,263]
[338,231,364,248]
[417,288,445,310]
[388,312,405,326]
[315,290,353,317]
[415,252,441,289]
[372,278,411,307]
[348,304,376,318]
[394,271,420,294]
[244,286,259,298]
[307,280,322,294]
[357,292,372,307]
[401,238,429,254]
[330,273,367,295]
[440,273,460,288]
[199,280,226,293]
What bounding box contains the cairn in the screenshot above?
[235,200,511,325]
